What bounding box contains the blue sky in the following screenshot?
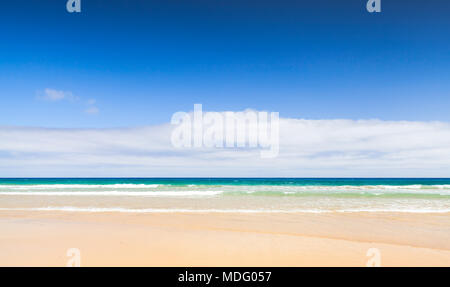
[1,0,450,128]
[1,1,450,177]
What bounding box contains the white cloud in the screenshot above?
[1,117,450,177]
[37,89,100,115]
[38,88,77,102]
[85,106,99,115]
[85,98,99,115]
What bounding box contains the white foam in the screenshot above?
[1,184,450,196]
[0,184,159,190]
[0,190,223,197]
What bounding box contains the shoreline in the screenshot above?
[0,210,449,266]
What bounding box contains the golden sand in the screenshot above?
[0,210,449,266]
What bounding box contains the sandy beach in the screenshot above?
[3,0,450,271]
[0,210,449,267]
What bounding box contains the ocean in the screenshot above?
[0,178,449,214]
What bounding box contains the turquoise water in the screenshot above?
[2,178,450,186]
[0,178,450,198]
[0,178,449,213]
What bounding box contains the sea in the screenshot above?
[0,178,449,214]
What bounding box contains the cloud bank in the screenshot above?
[1,117,450,177]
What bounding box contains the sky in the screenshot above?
[1,0,450,177]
